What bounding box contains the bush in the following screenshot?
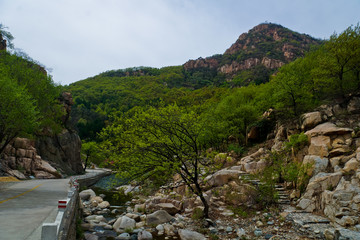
[285,132,309,152]
[191,207,204,220]
[227,144,245,155]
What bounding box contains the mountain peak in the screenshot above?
[183,23,321,85]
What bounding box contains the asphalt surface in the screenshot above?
[0,179,69,240]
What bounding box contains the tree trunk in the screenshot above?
[84,155,89,171]
[194,180,209,218]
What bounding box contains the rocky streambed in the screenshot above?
[79,186,201,240]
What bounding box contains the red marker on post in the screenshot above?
[58,200,67,210]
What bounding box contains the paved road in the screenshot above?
[0,179,69,240]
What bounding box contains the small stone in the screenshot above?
[226,226,232,232]
[254,229,263,237]
[256,220,264,227]
[314,229,320,234]
[267,221,274,225]
[236,228,246,237]
[265,234,273,240]
[209,227,218,234]
[117,233,131,240]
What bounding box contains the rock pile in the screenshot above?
[80,188,208,240]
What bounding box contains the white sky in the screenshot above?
[0,0,359,85]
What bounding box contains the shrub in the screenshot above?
[285,132,309,152]
[191,207,204,220]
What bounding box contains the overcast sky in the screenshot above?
[0,0,359,85]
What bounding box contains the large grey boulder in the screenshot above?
[178,229,206,240]
[119,216,136,230]
[301,111,323,130]
[80,189,96,201]
[146,210,174,226]
[204,169,242,187]
[305,122,352,138]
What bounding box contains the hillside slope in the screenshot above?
[66,23,321,140]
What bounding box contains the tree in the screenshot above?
[207,86,260,146]
[81,141,98,170]
[100,104,211,217]
[0,77,38,154]
[0,51,63,133]
[322,24,360,96]
[0,24,14,49]
[271,58,316,116]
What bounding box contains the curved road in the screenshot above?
[0,179,69,240]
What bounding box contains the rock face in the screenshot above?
[294,96,360,227]
[0,138,61,179]
[36,129,83,175]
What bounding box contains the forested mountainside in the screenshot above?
[66,23,322,141]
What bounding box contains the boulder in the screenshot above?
[146,210,174,226]
[84,233,99,240]
[80,189,96,201]
[155,203,180,215]
[305,122,353,138]
[178,229,206,240]
[117,233,131,240]
[163,223,175,236]
[204,169,242,187]
[35,160,61,178]
[7,169,26,180]
[308,135,331,157]
[343,158,360,173]
[34,170,57,179]
[91,196,104,204]
[301,111,323,130]
[98,201,110,209]
[138,230,153,240]
[113,217,123,232]
[119,216,135,230]
[297,172,342,212]
[303,155,329,176]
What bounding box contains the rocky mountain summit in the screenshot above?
[183,23,321,84]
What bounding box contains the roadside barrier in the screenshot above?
[41,177,79,240]
[41,170,111,240]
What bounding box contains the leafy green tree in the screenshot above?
[0,77,38,154]
[81,141,103,170]
[321,24,360,96]
[0,51,63,133]
[270,57,316,116]
[100,104,211,217]
[206,86,260,146]
[0,24,14,49]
